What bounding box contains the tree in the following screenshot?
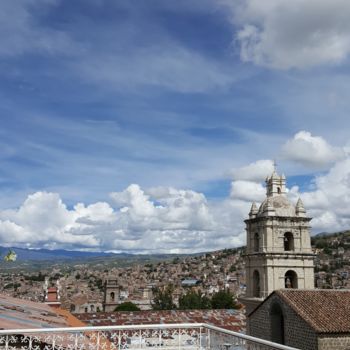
[114,302,140,312]
[211,290,238,309]
[229,265,237,272]
[152,285,176,310]
[95,278,103,290]
[179,290,211,310]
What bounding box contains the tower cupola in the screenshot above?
[266,170,286,197]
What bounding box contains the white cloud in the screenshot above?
[231,159,274,181]
[0,185,246,253]
[287,157,350,232]
[230,180,266,202]
[2,134,350,252]
[0,192,98,247]
[227,0,350,69]
[111,185,215,233]
[281,131,345,168]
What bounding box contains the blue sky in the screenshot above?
[1,0,350,252]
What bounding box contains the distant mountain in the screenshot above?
[0,246,118,261]
[1,229,349,263]
[312,230,350,240]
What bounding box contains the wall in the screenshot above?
[318,335,350,350]
[248,293,318,350]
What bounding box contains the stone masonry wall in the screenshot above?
[248,293,318,350]
[318,335,350,350]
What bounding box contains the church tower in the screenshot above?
[243,169,315,313]
[103,279,120,312]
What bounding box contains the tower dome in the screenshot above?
[257,195,296,217]
[257,169,298,217]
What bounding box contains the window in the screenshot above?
[271,303,284,344]
[284,232,294,251]
[254,233,259,252]
[285,270,298,289]
[110,291,115,301]
[253,270,260,297]
[277,187,281,194]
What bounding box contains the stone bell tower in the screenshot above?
[242,169,315,313]
[103,279,120,312]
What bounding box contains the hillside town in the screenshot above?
[0,170,350,349]
[0,247,245,312]
[1,229,350,314]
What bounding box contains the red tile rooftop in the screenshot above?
[276,289,350,334]
[0,294,69,329]
[76,309,246,333]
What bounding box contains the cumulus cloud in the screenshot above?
[230,180,266,202]
[230,159,274,182]
[228,160,271,207]
[228,0,350,69]
[287,157,350,232]
[2,134,350,252]
[0,185,247,253]
[281,131,345,168]
[111,185,215,234]
[0,192,99,247]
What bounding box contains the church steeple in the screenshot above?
[241,170,315,314]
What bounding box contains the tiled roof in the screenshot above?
[276,289,350,334]
[0,294,69,329]
[76,309,245,332]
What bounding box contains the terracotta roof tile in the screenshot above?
[276,289,350,334]
[0,294,69,329]
[76,309,245,333]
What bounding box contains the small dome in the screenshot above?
[258,195,296,217]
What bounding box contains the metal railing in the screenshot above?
[0,323,298,350]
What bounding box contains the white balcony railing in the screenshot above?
[0,323,298,350]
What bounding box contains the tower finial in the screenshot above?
[273,159,277,173]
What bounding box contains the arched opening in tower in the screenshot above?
[110,291,115,301]
[270,302,285,344]
[284,232,294,251]
[284,270,298,289]
[253,270,260,297]
[254,232,259,252]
